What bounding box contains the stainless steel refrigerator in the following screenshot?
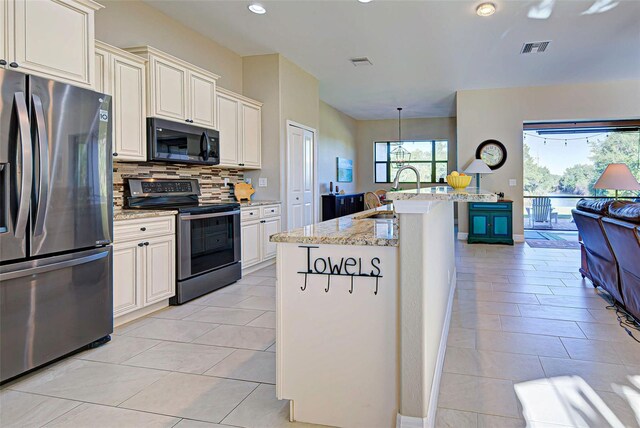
[0,69,113,382]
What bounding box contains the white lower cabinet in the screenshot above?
[113,215,175,319]
[261,218,280,260]
[241,221,261,267]
[241,204,281,269]
[113,240,142,317]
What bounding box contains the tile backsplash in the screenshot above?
[113,161,244,208]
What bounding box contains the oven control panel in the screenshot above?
[127,178,200,197]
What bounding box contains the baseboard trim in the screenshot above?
[396,414,428,428]
[396,268,457,428]
[457,232,525,243]
[242,258,276,275]
[114,300,168,327]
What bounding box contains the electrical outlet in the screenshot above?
[509,179,517,187]
[223,178,229,187]
[259,177,268,187]
[245,178,252,185]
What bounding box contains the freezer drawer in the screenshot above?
[0,247,113,382]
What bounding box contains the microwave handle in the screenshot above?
[200,131,209,161]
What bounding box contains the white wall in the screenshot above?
[318,102,358,194]
[95,0,243,92]
[243,54,320,228]
[456,80,640,237]
[356,117,458,194]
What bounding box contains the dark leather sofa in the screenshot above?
[572,199,640,320]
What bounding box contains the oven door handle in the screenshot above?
[180,210,240,220]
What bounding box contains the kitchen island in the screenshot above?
[270,188,496,428]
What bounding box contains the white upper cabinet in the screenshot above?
[151,56,188,122]
[216,87,262,169]
[95,41,147,162]
[241,102,262,168]
[0,1,7,67]
[217,91,241,166]
[189,69,216,128]
[8,0,102,86]
[126,46,219,128]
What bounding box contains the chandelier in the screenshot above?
[391,107,411,166]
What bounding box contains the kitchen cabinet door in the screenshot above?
[241,102,261,168]
[261,218,281,261]
[0,1,9,68]
[144,234,175,305]
[151,57,188,122]
[113,53,146,161]
[94,48,109,94]
[241,221,261,268]
[216,92,240,166]
[113,240,143,317]
[12,0,98,86]
[188,70,216,128]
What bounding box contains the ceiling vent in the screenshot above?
[521,41,551,54]
[350,57,373,67]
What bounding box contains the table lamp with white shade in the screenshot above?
[593,163,640,199]
[465,159,493,190]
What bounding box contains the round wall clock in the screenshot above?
[476,139,507,170]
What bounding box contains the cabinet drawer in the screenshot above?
[261,205,281,218]
[242,208,260,221]
[114,216,175,242]
[470,202,511,211]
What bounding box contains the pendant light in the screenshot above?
[391,107,411,166]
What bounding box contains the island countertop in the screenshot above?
[269,205,398,247]
[387,186,498,202]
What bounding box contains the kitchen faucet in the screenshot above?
[392,165,421,191]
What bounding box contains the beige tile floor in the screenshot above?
[1,242,639,428]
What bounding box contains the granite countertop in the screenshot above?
[270,205,398,247]
[387,186,498,203]
[114,209,178,221]
[240,200,281,207]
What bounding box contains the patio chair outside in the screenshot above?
[529,197,557,228]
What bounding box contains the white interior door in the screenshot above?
[287,123,315,230]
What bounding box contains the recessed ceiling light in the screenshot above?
[248,3,266,14]
[358,0,372,3]
[476,2,496,16]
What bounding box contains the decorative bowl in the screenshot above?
[446,174,472,189]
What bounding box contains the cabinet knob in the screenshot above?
[138,242,144,247]
[140,227,146,231]
[144,242,149,246]
[113,152,118,157]
[239,163,245,166]
[249,212,254,215]
[260,220,265,223]
[9,62,18,68]
[0,60,6,66]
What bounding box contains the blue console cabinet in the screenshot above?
[468,200,514,245]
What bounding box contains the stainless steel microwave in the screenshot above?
[147,118,220,166]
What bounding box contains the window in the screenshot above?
[374,140,448,183]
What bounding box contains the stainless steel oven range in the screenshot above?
[125,178,241,304]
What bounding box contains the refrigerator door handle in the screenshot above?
[0,249,109,281]
[14,92,32,240]
[32,95,49,236]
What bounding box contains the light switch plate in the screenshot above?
[259,178,268,187]
[509,179,517,187]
